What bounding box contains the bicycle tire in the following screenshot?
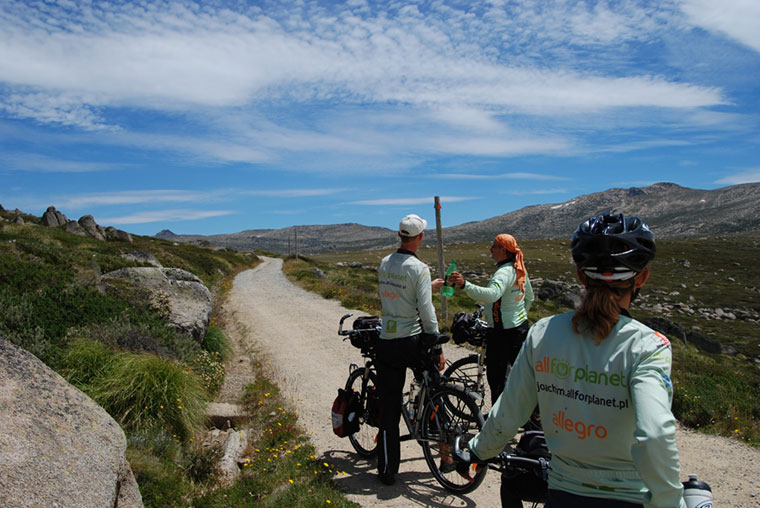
[344,367,379,457]
[443,355,487,415]
[419,385,487,493]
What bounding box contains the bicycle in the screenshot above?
[454,433,716,508]
[445,304,489,411]
[338,313,488,493]
[454,432,549,508]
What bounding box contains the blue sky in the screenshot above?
[1,0,759,237]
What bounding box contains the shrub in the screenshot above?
[202,326,232,361]
[184,441,223,484]
[126,446,192,508]
[55,337,118,389]
[92,352,207,440]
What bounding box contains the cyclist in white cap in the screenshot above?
[376,213,445,486]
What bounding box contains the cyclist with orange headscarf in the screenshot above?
[448,233,534,404]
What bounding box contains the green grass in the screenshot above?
[192,368,360,508]
[285,234,760,445]
[0,218,269,505]
[202,325,233,361]
[57,338,208,439]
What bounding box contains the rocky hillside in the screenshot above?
[156,182,760,254]
[157,223,399,253]
[445,181,760,242]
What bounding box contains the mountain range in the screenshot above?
[155,182,760,254]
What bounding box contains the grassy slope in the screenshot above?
[0,217,358,507]
[285,234,760,445]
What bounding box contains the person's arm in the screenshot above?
[630,342,686,508]
[469,330,536,458]
[462,269,512,304]
[416,266,439,334]
[523,276,534,315]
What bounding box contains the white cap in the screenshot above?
[399,214,427,237]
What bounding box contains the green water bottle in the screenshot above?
[441,260,457,297]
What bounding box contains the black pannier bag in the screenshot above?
[351,315,380,349]
[451,312,474,344]
[500,431,551,506]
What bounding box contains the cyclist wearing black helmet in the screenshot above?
[464,214,685,508]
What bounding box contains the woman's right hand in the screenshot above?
[449,272,465,289]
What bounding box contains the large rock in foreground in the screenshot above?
[100,267,212,342]
[0,339,143,508]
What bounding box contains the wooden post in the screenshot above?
[294,227,299,259]
[434,196,447,321]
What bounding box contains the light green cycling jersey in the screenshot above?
[378,249,439,339]
[463,261,534,328]
[469,311,685,508]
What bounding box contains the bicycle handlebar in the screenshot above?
[338,313,382,338]
[338,313,353,335]
[454,435,550,472]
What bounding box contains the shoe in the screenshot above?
[438,442,456,473]
[379,472,396,485]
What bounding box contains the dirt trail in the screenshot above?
[222,257,760,507]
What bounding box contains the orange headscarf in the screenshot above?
[494,234,527,293]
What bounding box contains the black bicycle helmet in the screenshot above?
[571,213,655,282]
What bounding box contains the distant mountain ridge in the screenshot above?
[156,182,760,253]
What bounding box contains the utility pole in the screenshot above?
[434,196,447,321]
[294,227,299,260]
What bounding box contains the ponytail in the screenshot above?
[572,284,624,344]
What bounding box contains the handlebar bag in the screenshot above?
[331,388,361,438]
[451,312,474,344]
[351,316,381,349]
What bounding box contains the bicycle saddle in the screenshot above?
[421,333,450,346]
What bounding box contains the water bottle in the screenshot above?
[682,474,713,508]
[441,260,457,297]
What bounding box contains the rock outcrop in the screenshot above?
[121,251,162,267]
[643,316,739,356]
[107,226,133,243]
[0,338,143,508]
[100,267,212,342]
[41,206,68,227]
[79,214,106,241]
[37,206,133,243]
[536,278,583,309]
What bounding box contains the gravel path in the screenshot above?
[223,256,760,507]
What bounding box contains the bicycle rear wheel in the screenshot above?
[443,355,487,415]
[419,385,487,493]
[345,367,379,457]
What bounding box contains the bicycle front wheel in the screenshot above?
[444,354,487,415]
[420,385,487,493]
[345,367,379,457]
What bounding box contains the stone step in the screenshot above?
[206,402,250,429]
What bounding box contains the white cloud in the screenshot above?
[350,196,477,206]
[0,1,727,129]
[0,152,126,172]
[243,188,348,198]
[714,169,760,185]
[58,190,225,209]
[99,209,235,225]
[502,188,569,195]
[681,0,760,52]
[434,172,569,181]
